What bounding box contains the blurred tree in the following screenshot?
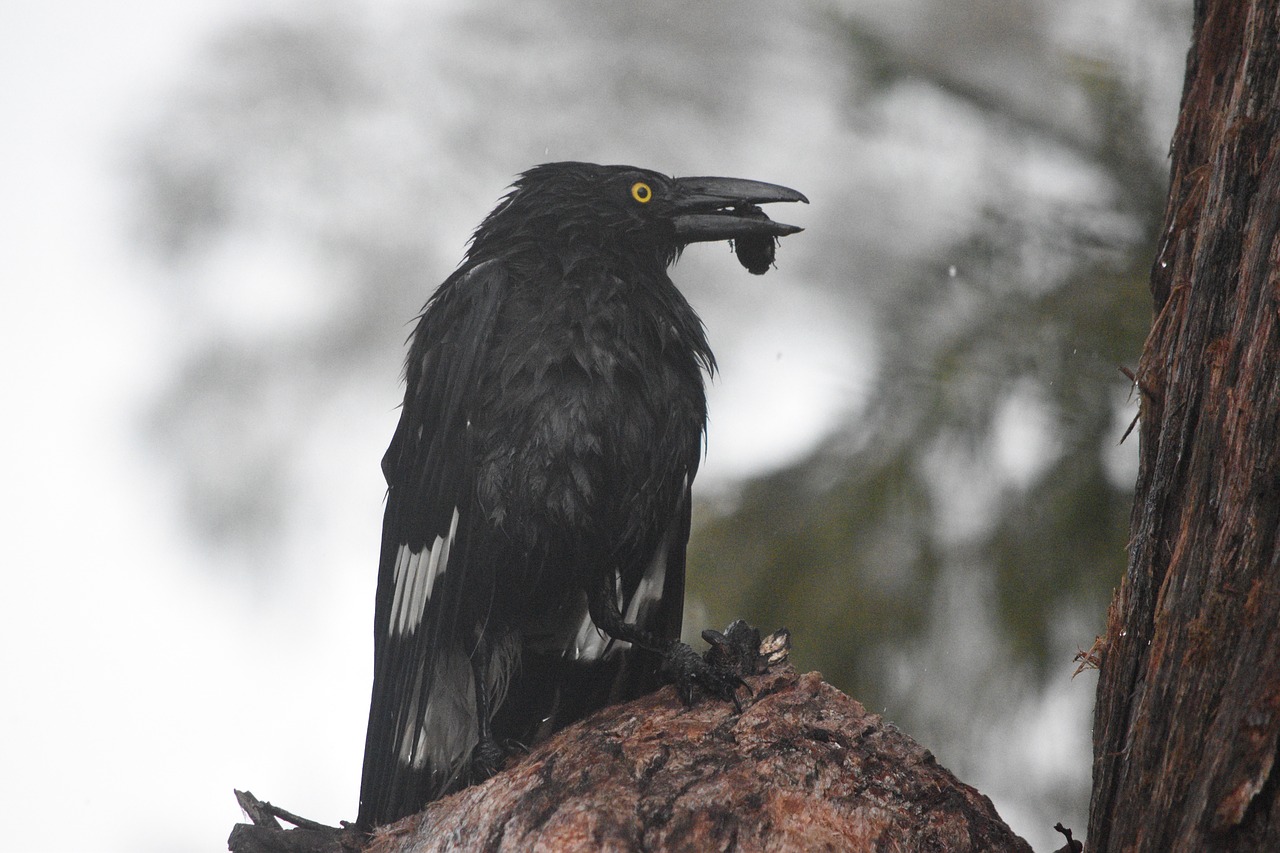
[128,0,1190,846]
[688,2,1182,837]
[690,27,1162,694]
[129,0,824,551]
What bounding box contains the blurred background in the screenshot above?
[1,1,1189,850]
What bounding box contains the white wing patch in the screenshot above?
[624,545,668,625]
[569,536,671,662]
[570,582,613,662]
[389,507,460,636]
[398,650,477,772]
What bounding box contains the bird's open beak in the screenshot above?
[670,176,808,243]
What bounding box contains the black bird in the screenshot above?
[358,162,806,827]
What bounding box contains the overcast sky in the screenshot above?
[0,4,312,851]
[0,4,862,850]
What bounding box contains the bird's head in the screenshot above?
[469,162,807,271]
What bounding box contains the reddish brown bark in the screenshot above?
[230,669,1031,852]
[360,668,1029,853]
[1089,1,1280,849]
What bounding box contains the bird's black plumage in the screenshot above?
[358,162,806,827]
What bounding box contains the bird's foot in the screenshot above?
[662,622,793,710]
[662,640,750,709]
[468,736,508,785]
[501,737,530,756]
[702,620,791,677]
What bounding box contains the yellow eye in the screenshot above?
[631,182,653,203]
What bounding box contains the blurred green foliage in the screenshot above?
[131,2,1188,843]
[688,17,1167,715]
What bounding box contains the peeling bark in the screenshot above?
[1088,1,1280,849]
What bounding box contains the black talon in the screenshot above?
[468,736,506,784]
[702,621,763,677]
[703,620,791,678]
[661,640,749,708]
[502,738,530,756]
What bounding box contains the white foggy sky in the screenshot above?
[0,4,863,851]
[0,4,319,851]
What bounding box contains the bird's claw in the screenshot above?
[662,640,750,710]
[468,736,507,784]
[662,617,793,712]
[501,737,530,756]
[702,619,792,677]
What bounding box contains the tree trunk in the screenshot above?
[230,669,1033,853]
[365,669,1032,853]
[1088,1,1280,849]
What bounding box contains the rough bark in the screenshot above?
[366,668,1029,853]
[231,668,1032,852]
[1088,1,1280,849]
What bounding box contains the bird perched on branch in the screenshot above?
[358,162,806,828]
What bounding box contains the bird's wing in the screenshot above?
[358,259,508,827]
[622,478,690,647]
[568,476,691,664]
[491,475,694,749]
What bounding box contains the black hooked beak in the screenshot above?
[670,176,808,243]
